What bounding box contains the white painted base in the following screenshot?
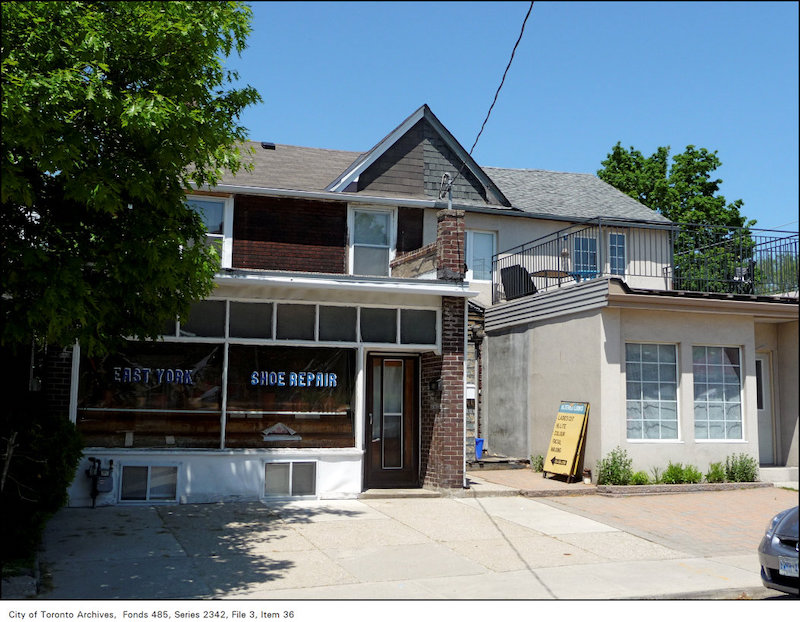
[68,448,364,507]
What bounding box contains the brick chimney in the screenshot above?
[436,209,465,281]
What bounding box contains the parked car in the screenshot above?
[758,505,799,596]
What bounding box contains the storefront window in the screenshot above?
[400,309,436,344]
[230,302,273,338]
[180,300,226,337]
[77,343,223,448]
[361,308,397,342]
[319,306,357,342]
[276,304,316,340]
[225,345,356,448]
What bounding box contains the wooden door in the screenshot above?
[364,355,419,488]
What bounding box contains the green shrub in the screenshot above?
[630,471,650,485]
[725,453,759,482]
[661,462,703,484]
[596,446,633,485]
[706,461,726,483]
[662,461,685,484]
[1,389,83,571]
[649,466,663,484]
[530,454,544,473]
[682,464,702,484]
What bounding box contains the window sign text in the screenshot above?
[113,366,194,385]
[250,371,338,388]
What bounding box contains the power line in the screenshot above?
[441,1,534,199]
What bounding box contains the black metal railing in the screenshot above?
[492,218,798,303]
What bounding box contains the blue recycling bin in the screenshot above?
[475,438,485,461]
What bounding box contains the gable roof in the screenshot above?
[213,106,670,225]
[325,104,511,207]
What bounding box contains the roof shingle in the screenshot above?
[215,142,670,224]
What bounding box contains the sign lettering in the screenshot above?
[543,402,589,480]
[249,371,338,388]
[113,366,194,385]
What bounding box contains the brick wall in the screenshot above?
[436,209,466,281]
[232,196,347,273]
[420,296,466,489]
[418,209,468,489]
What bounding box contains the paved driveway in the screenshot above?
[27,486,797,601]
[541,487,797,557]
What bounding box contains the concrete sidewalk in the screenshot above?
[15,484,796,601]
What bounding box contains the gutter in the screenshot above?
[198,184,672,227]
[214,269,478,299]
[201,183,439,209]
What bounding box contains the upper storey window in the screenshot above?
[186,195,233,268]
[350,208,394,276]
[466,230,495,282]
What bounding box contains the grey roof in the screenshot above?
[215,142,669,224]
[484,167,671,224]
[217,142,362,191]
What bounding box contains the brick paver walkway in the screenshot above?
[540,487,798,557]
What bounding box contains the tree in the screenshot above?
[1,1,262,356]
[598,142,751,228]
[0,1,261,581]
[598,143,756,292]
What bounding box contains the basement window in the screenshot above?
[264,461,317,497]
[120,465,178,502]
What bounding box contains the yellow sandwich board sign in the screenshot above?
[543,402,589,481]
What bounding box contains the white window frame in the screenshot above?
[692,345,745,442]
[119,463,180,503]
[348,206,396,276]
[263,460,318,498]
[609,231,626,277]
[465,229,496,282]
[185,194,234,269]
[625,342,680,442]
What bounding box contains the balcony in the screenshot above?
[492,218,798,304]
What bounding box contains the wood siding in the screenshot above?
[358,120,425,195]
[485,278,611,332]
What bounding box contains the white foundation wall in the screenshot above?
[67,448,363,507]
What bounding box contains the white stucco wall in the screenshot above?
[485,295,797,481]
[526,311,604,470]
[777,321,799,466]
[610,308,760,474]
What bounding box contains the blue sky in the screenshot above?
[229,1,798,230]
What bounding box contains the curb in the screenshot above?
[623,585,787,600]
[596,481,773,496]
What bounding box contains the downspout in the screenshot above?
[463,298,469,489]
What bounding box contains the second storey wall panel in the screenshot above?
[233,195,348,273]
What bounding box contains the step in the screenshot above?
[759,466,799,484]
